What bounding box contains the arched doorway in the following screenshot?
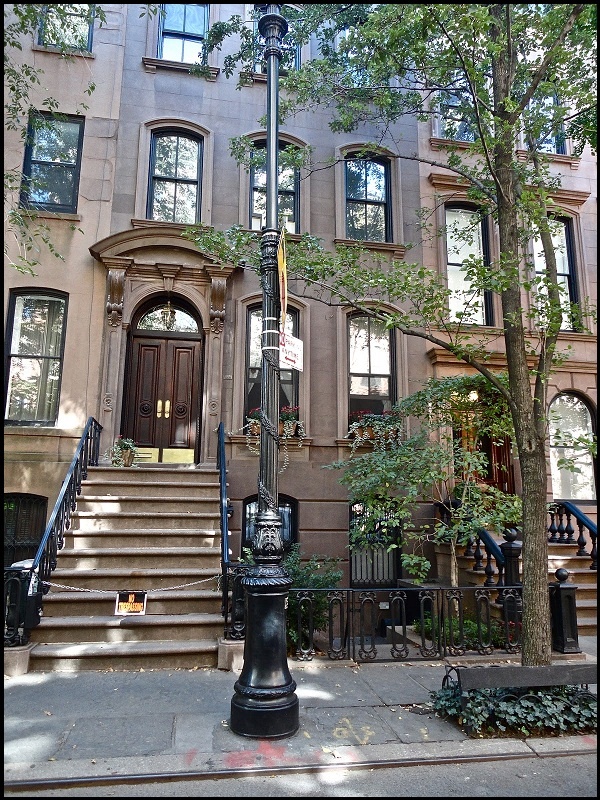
[123,297,204,464]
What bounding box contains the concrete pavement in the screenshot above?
[4,638,597,791]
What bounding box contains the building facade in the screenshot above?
[4,4,597,585]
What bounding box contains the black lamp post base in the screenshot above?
[230,693,299,739]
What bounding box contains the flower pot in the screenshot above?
[121,449,135,467]
[249,421,260,436]
[279,420,297,437]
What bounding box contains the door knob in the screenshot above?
[164,400,171,419]
[157,399,163,418]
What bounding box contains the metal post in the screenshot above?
[230,4,299,739]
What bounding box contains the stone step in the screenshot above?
[55,547,221,570]
[64,530,221,549]
[41,589,222,616]
[75,497,221,513]
[85,466,218,483]
[80,481,220,499]
[28,639,219,672]
[71,511,221,531]
[29,613,224,643]
[46,567,220,592]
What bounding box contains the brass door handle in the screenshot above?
[164,400,171,419]
[157,399,163,418]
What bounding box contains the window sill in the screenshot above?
[19,209,81,222]
[32,43,94,58]
[429,136,475,151]
[516,149,580,170]
[142,57,219,80]
[130,218,190,230]
[333,238,406,259]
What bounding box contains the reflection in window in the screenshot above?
[532,217,578,331]
[147,131,202,223]
[38,4,94,52]
[549,394,596,501]
[348,314,393,423]
[5,292,67,425]
[243,495,297,553]
[20,112,85,214]
[528,94,567,155]
[345,156,389,242]
[136,303,198,333]
[250,142,299,233]
[246,306,298,417]
[445,207,491,325]
[158,3,208,63]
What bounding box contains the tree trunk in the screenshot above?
[491,4,552,666]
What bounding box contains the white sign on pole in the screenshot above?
[279,332,303,371]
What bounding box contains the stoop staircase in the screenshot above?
[27,465,224,672]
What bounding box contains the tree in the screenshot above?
[187,4,597,666]
[4,4,160,274]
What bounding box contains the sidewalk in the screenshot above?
[4,637,597,789]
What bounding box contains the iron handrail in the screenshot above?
[217,422,233,621]
[555,500,597,536]
[3,417,102,646]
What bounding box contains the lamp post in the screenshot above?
[229,4,299,739]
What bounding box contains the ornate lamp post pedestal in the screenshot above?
[229,5,299,739]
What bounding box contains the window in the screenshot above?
[438,90,477,142]
[20,113,85,214]
[252,4,301,74]
[4,291,68,425]
[532,217,578,330]
[345,156,390,242]
[348,314,394,424]
[147,130,203,223]
[528,94,567,155]
[445,206,492,325]
[246,306,298,418]
[549,394,596,501]
[350,502,401,588]
[242,495,297,553]
[250,141,299,233]
[157,3,208,63]
[137,302,199,333]
[4,494,48,567]
[38,4,94,52]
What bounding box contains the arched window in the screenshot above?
[344,154,391,242]
[532,216,579,331]
[242,494,298,553]
[147,130,203,223]
[245,305,299,418]
[549,394,596,500]
[136,302,199,333]
[4,290,68,425]
[347,313,394,426]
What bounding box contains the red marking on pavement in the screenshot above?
[183,749,197,766]
[224,739,299,769]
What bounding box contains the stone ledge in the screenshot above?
[4,644,35,677]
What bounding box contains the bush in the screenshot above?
[430,683,597,737]
[283,544,343,652]
[413,613,514,650]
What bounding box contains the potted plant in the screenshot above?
[279,405,299,437]
[246,407,261,436]
[106,436,138,467]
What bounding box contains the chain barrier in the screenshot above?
[41,575,220,595]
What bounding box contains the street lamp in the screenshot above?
[229,4,299,739]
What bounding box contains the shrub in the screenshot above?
[283,544,343,652]
[430,683,597,737]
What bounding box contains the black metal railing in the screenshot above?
[3,417,102,647]
[217,422,246,639]
[548,501,597,570]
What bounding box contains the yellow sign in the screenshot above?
[115,591,147,615]
[277,228,287,329]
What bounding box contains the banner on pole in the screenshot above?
[277,228,287,330]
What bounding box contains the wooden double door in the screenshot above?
[124,333,203,463]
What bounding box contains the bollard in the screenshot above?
[550,568,582,654]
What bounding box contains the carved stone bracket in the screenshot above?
[157,263,181,294]
[207,272,227,334]
[104,258,131,326]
